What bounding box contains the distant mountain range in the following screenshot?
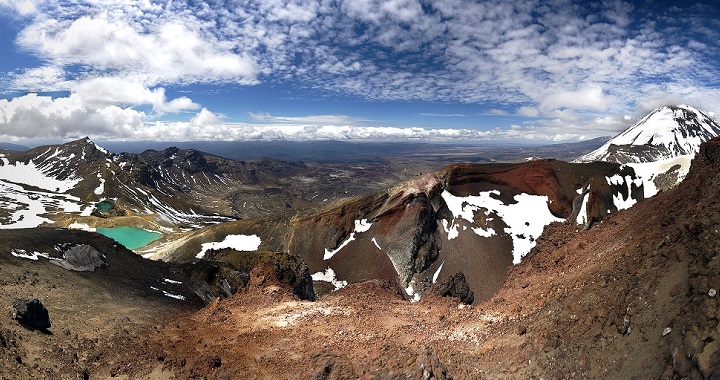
[0,142,29,151]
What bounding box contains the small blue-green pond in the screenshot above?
[96,226,162,250]
[96,200,114,213]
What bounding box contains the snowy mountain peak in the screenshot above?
[577,105,720,163]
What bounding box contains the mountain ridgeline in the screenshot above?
[0,138,312,226]
[0,104,718,305]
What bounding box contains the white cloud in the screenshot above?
[159,97,201,114]
[0,93,143,139]
[191,108,223,127]
[72,77,199,113]
[248,112,364,125]
[540,84,614,111]
[418,113,466,117]
[517,107,539,118]
[16,12,257,87]
[10,65,69,92]
[0,0,37,16]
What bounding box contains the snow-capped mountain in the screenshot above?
[577,105,720,163]
[0,138,311,229]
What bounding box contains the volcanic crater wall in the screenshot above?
[289,159,648,303]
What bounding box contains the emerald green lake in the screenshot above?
[96,226,162,250]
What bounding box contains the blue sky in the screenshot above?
[0,0,718,144]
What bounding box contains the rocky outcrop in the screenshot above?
[12,298,50,331]
[432,272,474,304]
[191,249,316,302]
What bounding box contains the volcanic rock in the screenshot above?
[433,272,474,304]
[12,298,50,331]
[51,244,107,272]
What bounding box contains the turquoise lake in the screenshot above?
[96,226,162,250]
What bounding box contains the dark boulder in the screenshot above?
[433,272,474,304]
[12,298,51,330]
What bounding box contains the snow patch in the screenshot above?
[441,190,563,264]
[323,219,372,260]
[162,291,186,301]
[371,237,382,250]
[311,267,347,290]
[94,177,105,195]
[196,234,262,259]
[405,281,421,302]
[606,175,638,210]
[10,249,52,261]
[576,186,590,225]
[432,262,445,284]
[68,221,95,232]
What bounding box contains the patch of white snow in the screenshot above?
[323,219,373,260]
[196,234,262,259]
[311,267,348,290]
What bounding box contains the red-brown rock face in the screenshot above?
[290,159,647,303]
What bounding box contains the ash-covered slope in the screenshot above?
[578,105,720,163]
[487,136,720,377]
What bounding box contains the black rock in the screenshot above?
[12,298,51,330]
[433,272,474,304]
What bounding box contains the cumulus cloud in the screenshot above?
[72,77,199,113]
[15,12,257,87]
[0,93,143,139]
[191,108,223,128]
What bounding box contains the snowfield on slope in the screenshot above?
[0,157,80,193]
[626,155,692,198]
[441,190,563,264]
[323,219,372,260]
[0,180,89,229]
[196,234,262,259]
